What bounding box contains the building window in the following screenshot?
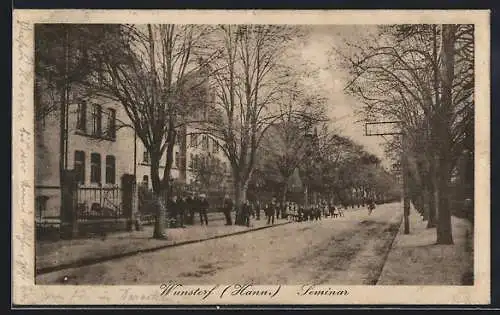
[189,153,194,169]
[143,151,149,163]
[105,155,116,184]
[175,151,180,168]
[222,162,227,174]
[74,150,85,184]
[190,134,198,148]
[92,104,102,136]
[202,135,209,150]
[107,108,116,139]
[90,153,101,183]
[76,101,87,132]
[212,139,219,153]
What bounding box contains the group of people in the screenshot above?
[138,173,378,228]
[166,193,210,227]
[227,197,346,225]
[221,196,291,227]
[138,184,211,227]
[285,201,344,222]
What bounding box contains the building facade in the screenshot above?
[134,102,232,195]
[35,92,136,221]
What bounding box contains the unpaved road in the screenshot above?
[36,202,402,285]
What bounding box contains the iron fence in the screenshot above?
[77,185,124,220]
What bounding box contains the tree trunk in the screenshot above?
[436,24,456,245]
[151,154,167,239]
[427,168,437,228]
[427,23,439,229]
[281,179,289,218]
[233,178,248,226]
[422,185,429,221]
[58,25,70,219]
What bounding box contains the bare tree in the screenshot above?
[190,152,227,194]
[435,24,458,244]
[197,25,300,225]
[259,90,327,206]
[339,24,473,244]
[90,24,215,239]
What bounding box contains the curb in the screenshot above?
[374,212,404,285]
[36,220,291,276]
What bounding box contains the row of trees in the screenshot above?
[340,24,474,244]
[35,24,325,235]
[35,23,400,238]
[253,120,400,208]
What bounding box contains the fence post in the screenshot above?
[122,174,136,231]
[60,170,79,239]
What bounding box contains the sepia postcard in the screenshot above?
[12,9,490,306]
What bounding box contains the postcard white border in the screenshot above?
[12,9,490,305]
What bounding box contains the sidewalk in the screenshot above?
[36,215,290,275]
[377,208,474,285]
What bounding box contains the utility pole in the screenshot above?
[401,133,410,234]
[365,120,410,233]
[133,130,137,179]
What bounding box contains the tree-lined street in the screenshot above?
[33,22,475,287]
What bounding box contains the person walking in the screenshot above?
[266,198,277,225]
[177,195,186,228]
[329,203,336,218]
[222,194,233,225]
[242,199,251,227]
[167,195,177,228]
[255,200,261,220]
[338,204,344,217]
[193,194,201,224]
[138,176,150,214]
[264,203,270,224]
[199,194,209,225]
[185,193,195,225]
[250,199,256,219]
[367,198,376,215]
[309,204,314,221]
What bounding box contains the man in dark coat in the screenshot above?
[242,199,251,227]
[177,195,186,228]
[185,194,195,225]
[266,198,277,225]
[255,200,261,220]
[199,194,209,225]
[222,194,233,225]
[167,196,178,228]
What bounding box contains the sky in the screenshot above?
[293,25,391,168]
[126,24,393,168]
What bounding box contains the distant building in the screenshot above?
[134,62,232,195]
